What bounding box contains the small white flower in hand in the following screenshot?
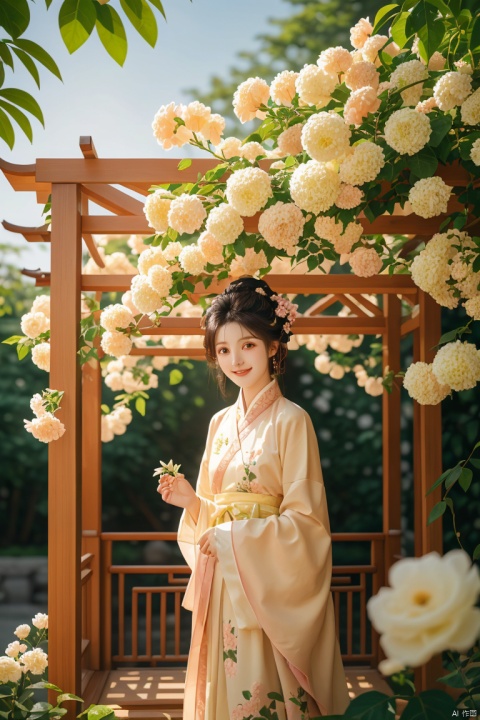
[153,458,181,478]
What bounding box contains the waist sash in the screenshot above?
[183,492,281,719]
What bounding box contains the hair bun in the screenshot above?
[225,277,273,299]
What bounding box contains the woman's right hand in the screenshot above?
[157,472,197,510]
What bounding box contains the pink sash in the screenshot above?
[183,552,217,720]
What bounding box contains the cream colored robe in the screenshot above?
[178,378,350,719]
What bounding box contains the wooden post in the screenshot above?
[382,294,402,578]
[81,297,102,670]
[413,289,444,690]
[48,184,82,714]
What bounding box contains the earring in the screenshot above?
[273,357,279,374]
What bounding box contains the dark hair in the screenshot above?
[201,276,289,395]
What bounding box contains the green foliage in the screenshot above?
[0,0,173,147]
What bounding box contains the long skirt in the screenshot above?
[202,564,319,720]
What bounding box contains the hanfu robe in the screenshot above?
[177,378,350,719]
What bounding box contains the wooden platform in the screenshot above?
[82,666,394,718]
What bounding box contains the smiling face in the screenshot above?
[215,321,279,403]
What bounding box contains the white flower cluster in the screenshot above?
[384,108,431,155]
[153,101,225,149]
[433,71,472,111]
[295,64,337,107]
[226,167,272,217]
[403,361,451,404]
[258,202,305,253]
[408,177,452,219]
[168,194,206,235]
[461,87,480,125]
[206,204,244,245]
[432,340,480,392]
[24,393,65,444]
[339,141,385,185]
[349,246,382,277]
[410,230,479,312]
[290,160,340,213]
[143,190,171,233]
[101,406,133,443]
[103,357,159,395]
[233,77,270,122]
[390,60,428,106]
[301,112,351,162]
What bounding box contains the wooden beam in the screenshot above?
[36,158,226,184]
[34,157,472,186]
[21,268,50,286]
[2,220,50,242]
[81,212,458,237]
[81,273,418,294]
[82,184,146,216]
[80,136,98,159]
[344,293,383,318]
[130,347,205,357]
[48,183,82,714]
[400,313,420,336]
[137,315,386,334]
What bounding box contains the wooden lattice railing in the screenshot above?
[95,530,392,668]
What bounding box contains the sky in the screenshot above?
[1,0,292,272]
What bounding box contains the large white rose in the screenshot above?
[367,549,480,667]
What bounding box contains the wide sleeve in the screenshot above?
[215,406,350,715]
[177,410,224,571]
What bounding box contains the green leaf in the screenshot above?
[417,18,445,62]
[409,146,437,179]
[11,47,40,87]
[473,544,480,561]
[425,0,452,16]
[178,158,192,171]
[458,467,473,492]
[13,38,62,79]
[86,706,116,720]
[58,693,84,703]
[59,0,97,54]
[428,114,452,148]
[134,396,146,415]
[0,43,13,68]
[400,689,456,719]
[373,4,399,34]
[344,691,395,718]
[390,11,412,48]
[146,0,166,19]
[2,335,24,344]
[0,0,30,38]
[471,13,480,54]
[169,368,183,386]
[427,500,446,524]
[95,5,127,66]
[426,465,460,495]
[120,0,158,47]
[0,88,44,125]
[0,106,14,149]
[0,99,33,141]
[444,464,463,489]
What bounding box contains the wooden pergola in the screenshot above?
[2,138,461,718]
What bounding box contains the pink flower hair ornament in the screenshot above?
[256,287,298,342]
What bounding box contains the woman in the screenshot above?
[157,276,350,719]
